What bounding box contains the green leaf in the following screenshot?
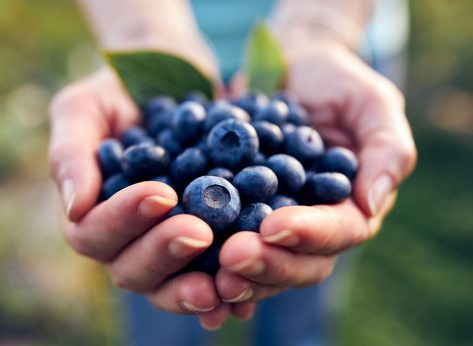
[245,21,287,95]
[103,50,214,106]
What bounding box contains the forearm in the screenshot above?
[77,0,200,49]
[271,0,375,51]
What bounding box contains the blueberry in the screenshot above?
[285,126,324,163]
[144,95,176,122]
[287,104,309,126]
[268,195,298,209]
[207,167,234,181]
[271,90,298,106]
[122,143,169,181]
[182,243,221,276]
[100,173,131,200]
[156,129,183,158]
[281,123,296,137]
[251,152,267,166]
[172,101,206,145]
[233,166,278,203]
[183,176,241,233]
[234,203,273,232]
[204,102,250,133]
[233,90,269,117]
[170,148,208,184]
[266,154,306,194]
[303,172,352,205]
[166,203,184,219]
[97,138,123,177]
[150,175,173,186]
[121,126,153,148]
[207,119,259,170]
[317,147,359,180]
[254,100,289,126]
[182,91,208,106]
[252,121,284,154]
[147,109,173,137]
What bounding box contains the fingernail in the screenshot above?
[228,258,265,276]
[181,301,216,313]
[168,236,210,258]
[61,179,75,218]
[262,230,299,247]
[137,195,177,218]
[200,321,222,331]
[368,175,394,216]
[222,288,254,303]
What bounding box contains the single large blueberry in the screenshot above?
[266,154,306,194]
[252,121,284,154]
[156,129,183,158]
[234,203,273,232]
[100,173,131,200]
[172,101,206,145]
[181,243,221,277]
[233,166,278,203]
[254,100,289,126]
[268,195,299,209]
[207,167,234,182]
[317,147,359,180]
[204,102,250,133]
[207,119,259,170]
[285,126,324,163]
[183,176,241,233]
[170,148,208,184]
[233,90,269,117]
[122,143,169,181]
[98,138,123,177]
[121,126,153,148]
[303,172,352,205]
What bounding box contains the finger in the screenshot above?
[347,78,417,217]
[216,269,281,303]
[65,181,178,261]
[146,272,220,314]
[108,214,213,292]
[49,70,138,221]
[231,302,257,321]
[220,232,336,287]
[259,201,370,254]
[198,304,232,331]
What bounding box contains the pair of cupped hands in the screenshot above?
[48,32,416,330]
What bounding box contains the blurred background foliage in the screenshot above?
[0,0,471,345]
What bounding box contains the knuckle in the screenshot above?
[396,139,418,177]
[49,84,85,120]
[108,266,131,289]
[65,228,94,258]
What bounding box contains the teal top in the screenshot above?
[190,0,275,82]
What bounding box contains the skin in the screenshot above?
[49,0,417,331]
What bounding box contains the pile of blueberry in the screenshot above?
[97,91,358,275]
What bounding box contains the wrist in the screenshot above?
[269,1,368,53]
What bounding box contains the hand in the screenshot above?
[48,54,258,330]
[212,40,417,323]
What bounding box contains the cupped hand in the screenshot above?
[48,67,242,326]
[213,40,417,321]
